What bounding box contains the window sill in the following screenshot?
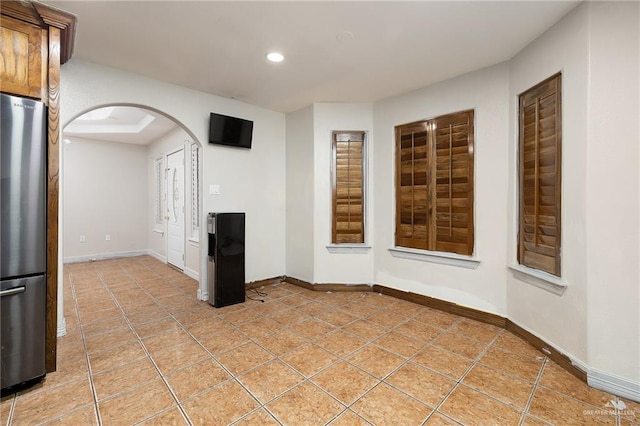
[508,264,567,295]
[153,229,164,236]
[388,247,480,269]
[188,238,199,246]
[326,244,372,254]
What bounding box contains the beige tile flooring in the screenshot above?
[1,256,638,425]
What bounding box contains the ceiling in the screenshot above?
[48,0,579,115]
[64,106,178,145]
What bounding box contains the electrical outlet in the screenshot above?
[105,234,111,241]
[80,235,86,243]
[209,184,220,195]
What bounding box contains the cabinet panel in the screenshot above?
[0,16,45,99]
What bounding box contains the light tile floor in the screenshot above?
[1,256,638,425]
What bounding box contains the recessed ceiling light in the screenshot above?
[266,52,284,63]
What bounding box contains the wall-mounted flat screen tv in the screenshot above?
[209,112,253,149]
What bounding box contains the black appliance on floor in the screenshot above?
[1,94,48,390]
[207,213,245,308]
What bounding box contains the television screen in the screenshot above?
[209,112,253,149]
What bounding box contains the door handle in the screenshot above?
[0,286,26,297]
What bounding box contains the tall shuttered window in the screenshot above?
[154,157,163,226]
[332,131,365,244]
[395,110,474,256]
[518,73,562,276]
[190,142,200,241]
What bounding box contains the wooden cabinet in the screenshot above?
[0,16,47,99]
[1,1,76,373]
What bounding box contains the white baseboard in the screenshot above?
[197,288,208,302]
[146,249,167,263]
[507,319,639,402]
[184,267,199,281]
[63,250,148,264]
[589,368,640,403]
[57,317,66,337]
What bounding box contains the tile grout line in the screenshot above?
[5,393,16,426]
[306,299,451,424]
[421,327,504,424]
[518,356,548,426]
[98,265,193,426]
[212,292,398,425]
[68,271,103,426]
[160,295,285,415]
[235,304,364,417]
[318,311,466,424]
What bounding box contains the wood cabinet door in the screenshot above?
[0,16,46,99]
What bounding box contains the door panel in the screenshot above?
[166,150,185,269]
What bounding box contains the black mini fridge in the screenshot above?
[207,213,245,308]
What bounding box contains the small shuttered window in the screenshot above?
[518,73,562,276]
[332,131,365,244]
[395,110,474,255]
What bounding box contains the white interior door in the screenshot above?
[166,149,185,269]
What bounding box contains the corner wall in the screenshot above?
[285,103,376,285]
[285,106,315,282]
[312,103,374,285]
[585,1,639,386]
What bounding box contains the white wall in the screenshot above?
[63,137,147,261]
[373,63,511,315]
[507,3,590,364]
[60,59,286,299]
[585,1,639,384]
[285,106,315,282]
[313,103,375,284]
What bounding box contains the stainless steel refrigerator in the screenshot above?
[207,212,245,308]
[1,93,48,390]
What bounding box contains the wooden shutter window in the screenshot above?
[332,131,365,244]
[396,122,430,250]
[518,73,562,276]
[433,111,474,255]
[395,110,474,255]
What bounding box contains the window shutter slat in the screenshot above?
[518,73,562,276]
[332,131,365,244]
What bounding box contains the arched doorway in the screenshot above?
[60,104,204,332]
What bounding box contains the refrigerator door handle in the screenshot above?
[0,286,26,297]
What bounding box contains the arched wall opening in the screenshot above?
[59,103,206,335]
